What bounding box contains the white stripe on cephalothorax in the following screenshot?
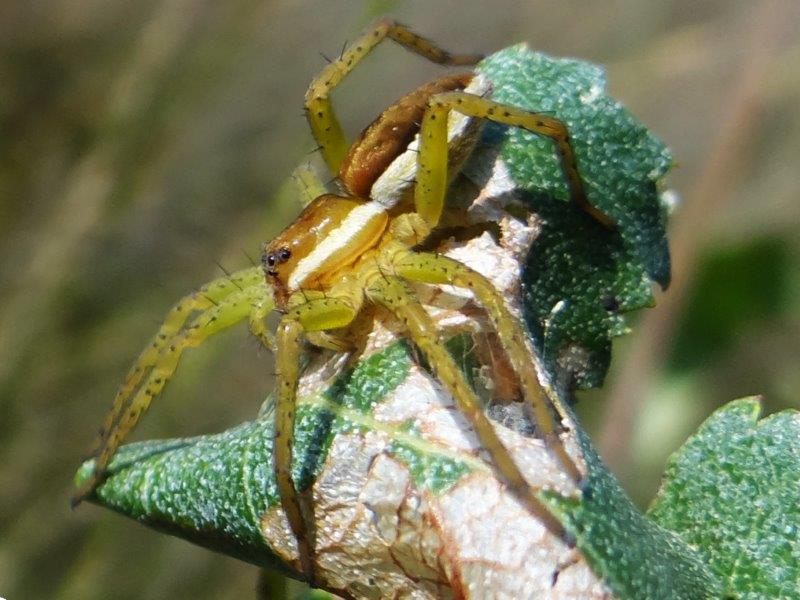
[288,201,387,291]
[370,75,492,209]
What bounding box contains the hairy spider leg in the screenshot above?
[95,266,266,450]
[274,295,361,580]
[410,92,606,482]
[366,274,567,539]
[73,266,273,504]
[392,250,582,484]
[305,18,483,175]
[86,265,264,460]
[416,90,615,228]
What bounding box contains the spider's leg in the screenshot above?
[415,90,615,228]
[305,18,482,175]
[73,276,273,505]
[274,295,359,581]
[391,250,583,485]
[367,274,567,539]
[87,266,266,456]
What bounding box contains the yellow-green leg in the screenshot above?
[391,250,583,484]
[91,267,265,454]
[305,18,482,176]
[415,90,615,228]
[367,275,567,539]
[73,272,272,505]
[274,295,359,581]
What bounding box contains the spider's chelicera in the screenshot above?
[75,19,613,581]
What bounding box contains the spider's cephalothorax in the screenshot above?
[75,19,614,582]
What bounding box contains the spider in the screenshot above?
[74,19,613,582]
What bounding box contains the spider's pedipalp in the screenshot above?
[74,268,273,505]
[248,292,277,353]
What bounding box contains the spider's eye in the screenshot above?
[261,247,290,277]
[262,252,279,277]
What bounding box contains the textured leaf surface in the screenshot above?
[648,398,800,599]
[476,46,672,387]
[76,343,720,598]
[78,343,607,597]
[546,426,721,600]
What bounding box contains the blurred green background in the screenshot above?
[1,0,798,598]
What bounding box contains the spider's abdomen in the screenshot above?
[339,73,474,198]
[263,194,388,308]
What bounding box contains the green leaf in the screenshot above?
[546,423,722,600]
[476,46,672,387]
[76,342,721,598]
[648,398,800,599]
